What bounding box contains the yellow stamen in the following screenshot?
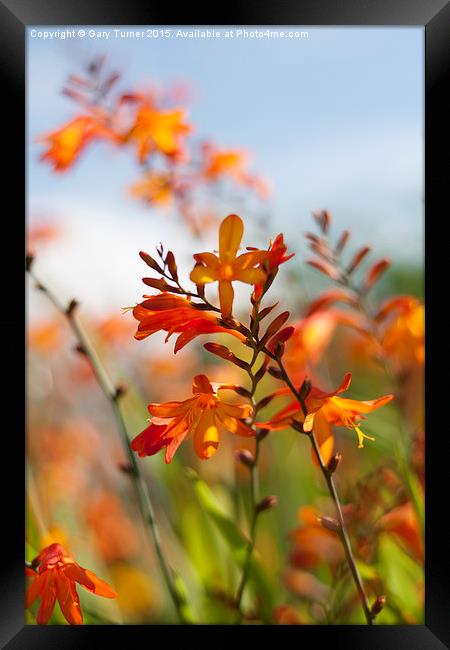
[354,425,375,449]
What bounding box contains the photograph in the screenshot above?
[24,23,426,627]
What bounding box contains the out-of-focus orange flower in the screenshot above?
[378,296,424,370]
[283,311,337,381]
[272,605,303,625]
[201,143,270,198]
[127,106,191,163]
[129,171,175,205]
[190,214,268,318]
[131,374,254,462]
[28,320,63,352]
[257,373,393,464]
[131,293,246,352]
[377,502,423,562]
[39,117,118,171]
[95,313,136,344]
[85,494,140,562]
[289,506,344,569]
[26,543,116,625]
[109,564,157,620]
[27,221,62,250]
[202,145,248,180]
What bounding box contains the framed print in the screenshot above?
[1,0,448,647]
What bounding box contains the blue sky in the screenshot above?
[27,27,424,312]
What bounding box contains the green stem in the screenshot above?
[233,305,267,621]
[27,268,188,623]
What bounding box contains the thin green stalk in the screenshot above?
[27,266,188,623]
[233,304,267,621]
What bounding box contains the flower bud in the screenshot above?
[371,595,387,617]
[256,495,278,513]
[139,250,163,273]
[25,252,34,272]
[336,229,350,253]
[66,299,79,316]
[256,428,270,442]
[299,378,312,402]
[114,384,127,401]
[327,453,342,474]
[268,366,284,380]
[318,515,340,533]
[235,449,255,469]
[165,251,179,281]
[119,461,137,476]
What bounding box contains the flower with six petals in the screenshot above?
[256,373,393,465]
[190,214,269,318]
[131,374,254,462]
[26,543,116,625]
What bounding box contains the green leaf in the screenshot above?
[186,469,273,621]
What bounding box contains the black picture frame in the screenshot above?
[3,0,448,647]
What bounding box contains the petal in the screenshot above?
[233,267,267,285]
[216,410,255,437]
[311,410,334,466]
[26,572,47,608]
[218,401,253,419]
[193,252,221,269]
[190,264,219,284]
[82,569,117,598]
[164,431,188,463]
[37,573,57,625]
[64,563,95,591]
[130,422,169,457]
[233,250,269,271]
[192,374,214,394]
[331,394,394,415]
[147,399,194,418]
[218,280,234,318]
[219,214,243,262]
[193,410,220,459]
[56,574,83,625]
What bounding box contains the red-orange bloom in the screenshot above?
[266,234,295,271]
[257,373,393,464]
[39,117,118,172]
[131,374,254,462]
[131,293,246,352]
[26,543,116,625]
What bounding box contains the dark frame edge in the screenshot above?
[424,2,450,647]
[1,0,448,646]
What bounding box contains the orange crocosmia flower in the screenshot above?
[127,106,191,163]
[131,374,254,463]
[377,501,423,561]
[131,293,245,352]
[190,214,269,318]
[39,117,117,172]
[379,296,424,369]
[256,373,393,465]
[129,171,175,206]
[202,146,248,180]
[266,234,295,271]
[283,311,337,381]
[289,506,344,569]
[26,543,116,625]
